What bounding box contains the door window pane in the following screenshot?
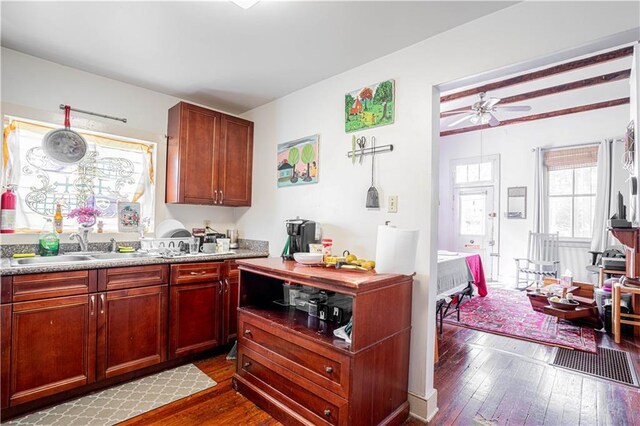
[479,162,492,181]
[548,197,572,238]
[548,169,573,195]
[467,164,480,182]
[455,165,468,184]
[459,193,485,235]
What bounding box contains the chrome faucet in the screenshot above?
[110,238,117,253]
[69,228,90,252]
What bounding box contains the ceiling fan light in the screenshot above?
[480,114,491,125]
[231,0,260,9]
[469,115,480,125]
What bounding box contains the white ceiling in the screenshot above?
[1,1,515,114]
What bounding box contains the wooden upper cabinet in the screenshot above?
[219,115,254,207]
[165,102,253,206]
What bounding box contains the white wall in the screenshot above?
[439,105,630,283]
[236,2,639,419]
[0,47,237,244]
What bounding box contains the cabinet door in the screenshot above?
[218,115,253,206]
[167,103,221,204]
[97,285,167,380]
[223,268,240,344]
[170,281,221,359]
[1,304,11,409]
[9,295,96,406]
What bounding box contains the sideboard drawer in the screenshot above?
[239,311,350,398]
[238,346,347,425]
[170,262,223,285]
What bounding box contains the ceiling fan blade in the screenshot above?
[483,97,501,109]
[487,113,501,127]
[496,105,531,112]
[441,109,473,117]
[448,113,476,127]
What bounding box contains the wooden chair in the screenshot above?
[515,232,560,289]
[613,282,640,343]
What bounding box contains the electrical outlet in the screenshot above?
[203,220,211,228]
[388,195,398,213]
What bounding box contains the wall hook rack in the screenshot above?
[346,144,393,159]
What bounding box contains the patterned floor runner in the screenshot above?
[4,364,217,425]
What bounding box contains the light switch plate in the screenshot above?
[388,195,398,213]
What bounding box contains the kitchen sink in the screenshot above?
[89,252,150,260]
[11,254,95,266]
[9,252,154,267]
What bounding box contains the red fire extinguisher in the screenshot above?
[1,185,17,233]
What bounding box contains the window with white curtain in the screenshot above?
[545,146,598,239]
[2,117,156,233]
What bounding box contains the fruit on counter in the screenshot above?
[549,296,560,302]
[325,252,376,270]
[360,260,375,270]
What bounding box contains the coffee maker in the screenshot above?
[283,219,317,260]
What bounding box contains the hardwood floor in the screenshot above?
[120,353,279,425]
[432,323,640,426]
[121,317,638,425]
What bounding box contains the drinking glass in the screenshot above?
[189,238,199,254]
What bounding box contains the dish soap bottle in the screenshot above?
[39,218,59,256]
[53,202,63,233]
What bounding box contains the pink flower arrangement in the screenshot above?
[67,206,101,226]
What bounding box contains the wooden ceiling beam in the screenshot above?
[440,46,633,103]
[440,97,630,137]
[440,69,631,117]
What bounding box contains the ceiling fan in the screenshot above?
[443,92,532,128]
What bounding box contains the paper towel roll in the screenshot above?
[374,225,419,275]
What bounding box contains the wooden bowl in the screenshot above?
[548,298,579,311]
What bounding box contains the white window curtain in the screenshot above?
[532,147,545,233]
[591,139,613,252]
[2,118,156,232]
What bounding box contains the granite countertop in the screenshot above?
[0,249,269,276]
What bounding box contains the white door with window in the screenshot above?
[451,155,500,279]
[454,186,496,270]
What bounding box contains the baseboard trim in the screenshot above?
[408,389,438,423]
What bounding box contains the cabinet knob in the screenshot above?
[214,190,218,204]
[325,366,333,374]
[190,271,206,276]
[244,329,252,336]
[220,190,224,204]
[243,362,251,369]
[324,410,331,417]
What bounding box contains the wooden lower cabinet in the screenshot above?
[222,261,240,344]
[1,304,10,409]
[9,295,96,406]
[169,281,221,359]
[97,285,168,380]
[1,258,257,417]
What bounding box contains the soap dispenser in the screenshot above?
[39,218,60,256]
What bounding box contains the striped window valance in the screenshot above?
[544,146,598,171]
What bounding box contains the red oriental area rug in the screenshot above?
[443,288,597,353]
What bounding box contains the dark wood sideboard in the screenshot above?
[233,258,413,425]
